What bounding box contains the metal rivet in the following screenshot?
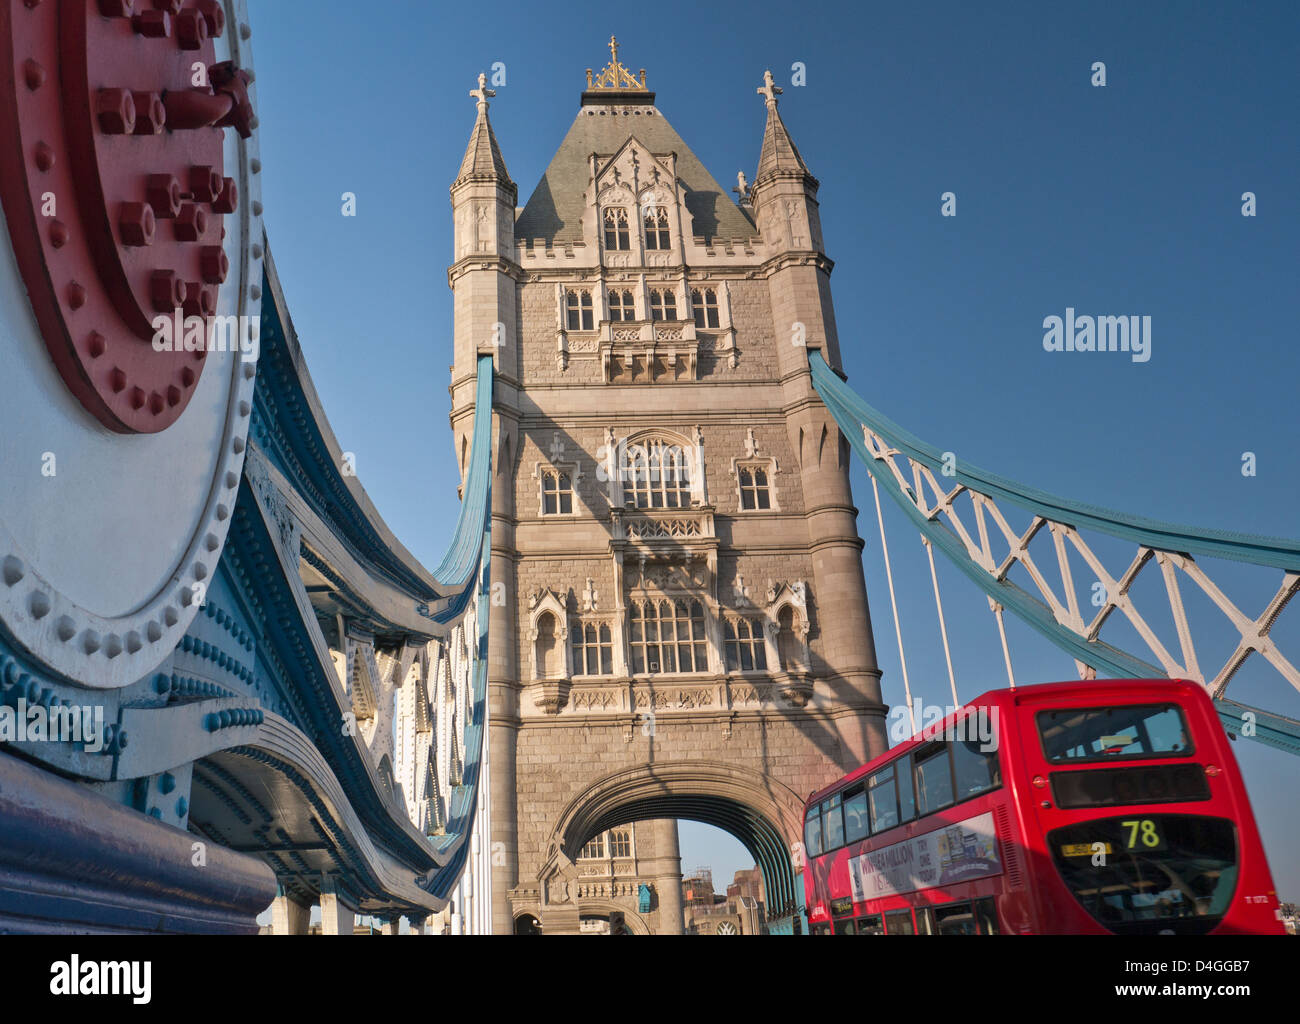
[87,332,106,358]
[49,220,68,248]
[67,282,86,309]
[33,141,54,171]
[2,556,24,587]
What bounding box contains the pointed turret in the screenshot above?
[456,74,512,184]
[754,70,812,182]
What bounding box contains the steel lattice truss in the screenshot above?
[808,352,1300,755]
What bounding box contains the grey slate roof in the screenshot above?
[514,105,757,244]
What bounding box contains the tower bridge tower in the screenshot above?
[448,41,887,935]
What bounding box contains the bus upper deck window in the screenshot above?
[868,767,899,833]
[843,787,869,844]
[804,810,822,858]
[897,756,916,823]
[915,744,954,814]
[823,793,845,850]
[1037,704,1193,763]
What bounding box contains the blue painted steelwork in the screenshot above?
[421,354,494,899]
[807,350,1300,756]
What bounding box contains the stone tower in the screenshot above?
[448,41,887,935]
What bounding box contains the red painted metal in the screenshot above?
[0,0,251,433]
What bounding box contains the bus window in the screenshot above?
[868,767,899,833]
[834,918,857,935]
[975,897,1000,935]
[884,910,916,935]
[823,793,844,850]
[897,755,916,823]
[952,736,999,799]
[843,786,869,843]
[915,744,954,814]
[1037,704,1192,763]
[915,907,935,935]
[856,914,884,935]
[935,902,978,935]
[804,810,822,858]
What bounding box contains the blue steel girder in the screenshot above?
[806,351,1300,756]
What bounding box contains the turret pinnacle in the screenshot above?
[456,73,512,185]
[754,70,811,182]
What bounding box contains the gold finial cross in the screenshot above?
[470,71,495,110]
[609,35,619,65]
[757,69,782,106]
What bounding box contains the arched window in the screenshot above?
[623,439,691,508]
[571,621,613,676]
[609,829,632,858]
[566,289,594,331]
[580,833,606,859]
[777,605,801,670]
[608,289,635,322]
[628,599,708,674]
[643,206,670,249]
[534,612,561,679]
[650,289,677,321]
[725,617,769,672]
[691,288,720,329]
[737,466,771,510]
[541,470,573,515]
[603,208,630,250]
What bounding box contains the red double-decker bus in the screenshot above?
[803,679,1285,935]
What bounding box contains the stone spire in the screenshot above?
[754,70,811,183]
[456,73,512,184]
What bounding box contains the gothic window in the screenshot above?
[603,208,630,250]
[777,605,802,670]
[737,466,772,510]
[724,617,769,672]
[609,829,632,858]
[643,206,670,250]
[581,834,605,859]
[608,289,636,322]
[534,612,562,679]
[571,621,614,676]
[622,439,691,508]
[566,289,594,331]
[691,288,720,329]
[628,599,708,674]
[541,470,574,515]
[650,289,678,322]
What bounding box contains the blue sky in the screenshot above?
[250,1,1300,900]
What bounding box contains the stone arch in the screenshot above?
[541,760,805,920]
[576,899,652,935]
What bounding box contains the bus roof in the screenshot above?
[804,677,1206,809]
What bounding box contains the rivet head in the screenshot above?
[29,592,52,619]
[2,556,24,587]
[67,282,87,310]
[55,616,76,642]
[23,60,46,91]
[129,387,146,410]
[87,332,106,358]
[33,141,55,172]
[109,367,127,393]
[148,391,165,415]
[49,219,68,248]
